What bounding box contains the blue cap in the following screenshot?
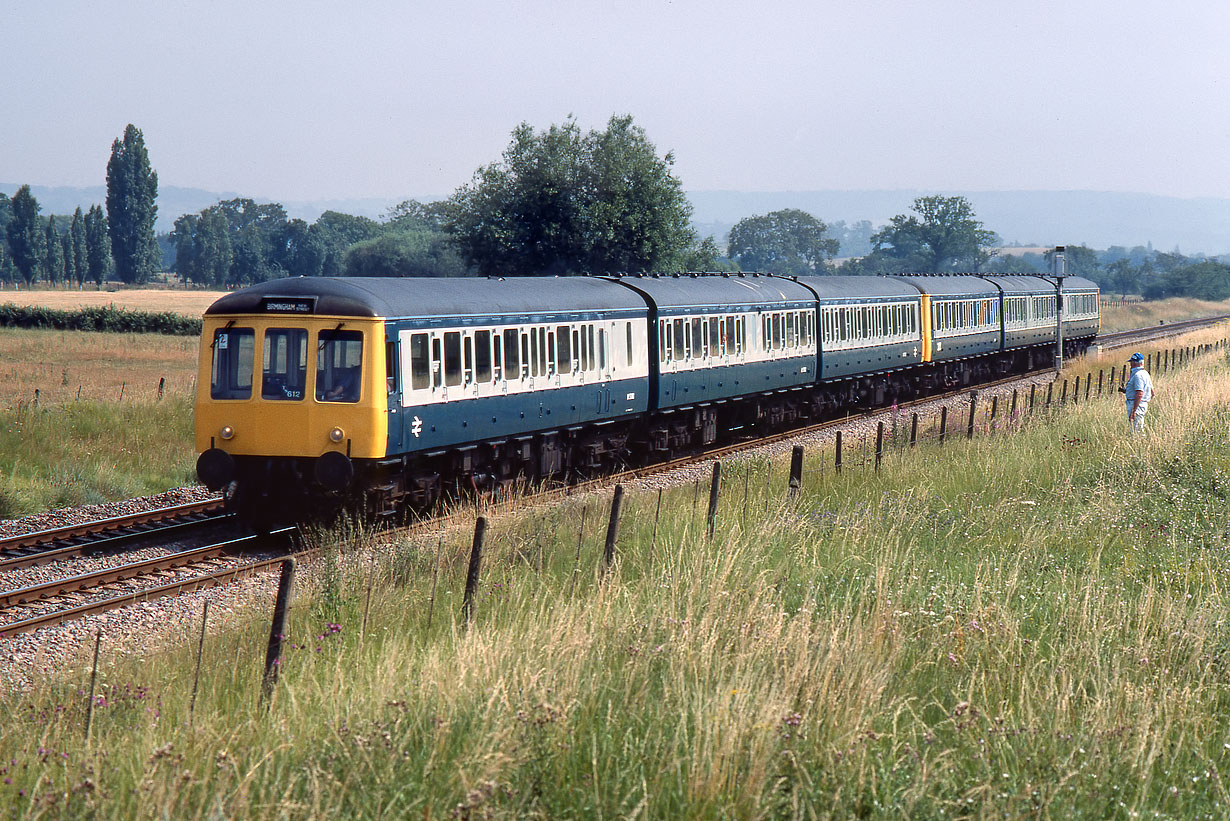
[1129,352,1144,362]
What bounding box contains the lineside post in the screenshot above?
[261,558,296,709]
[788,446,804,496]
[602,484,624,574]
[462,517,486,625]
[706,463,722,539]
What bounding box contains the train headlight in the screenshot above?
[329,427,345,443]
[220,425,235,440]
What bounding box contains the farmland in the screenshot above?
[0,327,1228,817]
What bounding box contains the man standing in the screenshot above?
[1124,352,1154,434]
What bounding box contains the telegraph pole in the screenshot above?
[1052,245,1066,373]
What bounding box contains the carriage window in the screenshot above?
[626,322,634,367]
[530,328,541,377]
[503,329,520,381]
[521,333,530,377]
[463,335,474,385]
[475,330,492,383]
[316,329,363,402]
[556,326,571,374]
[673,319,685,360]
[547,329,556,375]
[210,327,255,400]
[263,328,308,401]
[443,331,462,387]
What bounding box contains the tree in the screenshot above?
[343,231,470,278]
[69,208,88,287]
[45,216,65,284]
[61,228,76,286]
[272,219,327,278]
[448,115,696,275]
[1106,259,1139,298]
[870,195,997,272]
[106,124,159,283]
[727,209,838,275]
[84,204,111,287]
[6,185,45,286]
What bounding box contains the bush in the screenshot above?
[0,304,201,336]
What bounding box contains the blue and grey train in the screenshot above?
[194,273,1098,520]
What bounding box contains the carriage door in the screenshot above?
[385,334,403,450]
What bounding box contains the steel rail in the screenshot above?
[0,529,296,637]
[0,514,235,573]
[0,498,225,558]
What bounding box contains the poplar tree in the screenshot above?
[70,207,88,287]
[44,216,64,284]
[6,185,45,286]
[85,204,111,287]
[106,124,159,284]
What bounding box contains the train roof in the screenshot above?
[792,275,920,300]
[203,276,647,319]
[606,273,815,310]
[978,275,1057,294]
[889,275,1001,296]
[1040,276,1099,291]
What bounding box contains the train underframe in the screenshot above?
[217,338,1090,527]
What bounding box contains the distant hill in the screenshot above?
[4,183,1227,255]
[688,190,1230,256]
[0,183,402,234]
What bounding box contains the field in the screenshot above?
[1099,296,1230,332]
[1,326,1228,817]
[0,329,200,516]
[0,286,227,317]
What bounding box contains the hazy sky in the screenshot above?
[3,0,1228,203]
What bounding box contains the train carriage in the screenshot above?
[892,275,1002,363]
[196,276,651,518]
[794,276,924,380]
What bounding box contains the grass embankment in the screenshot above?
[0,396,197,518]
[1100,296,1230,332]
[0,327,200,516]
[3,329,1230,817]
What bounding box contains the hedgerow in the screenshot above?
[0,304,201,336]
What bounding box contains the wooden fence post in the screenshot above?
[939,406,948,444]
[835,431,843,473]
[260,558,297,709]
[910,413,919,447]
[967,392,978,439]
[705,463,721,539]
[875,422,885,469]
[788,446,804,496]
[602,485,624,573]
[84,630,102,742]
[462,517,487,624]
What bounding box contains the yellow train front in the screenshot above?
[194,284,389,525]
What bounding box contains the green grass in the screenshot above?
[0,395,197,517]
[3,340,1230,817]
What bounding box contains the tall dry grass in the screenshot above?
[2,332,1229,816]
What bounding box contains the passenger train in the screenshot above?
[194,273,1099,523]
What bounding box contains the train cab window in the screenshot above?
[503,329,520,381]
[475,330,492,383]
[263,328,308,401]
[443,332,462,387]
[409,333,430,391]
[210,327,255,400]
[316,329,363,402]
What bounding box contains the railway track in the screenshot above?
[1,315,1223,638]
[0,529,295,638]
[0,498,227,570]
[1095,314,1230,349]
